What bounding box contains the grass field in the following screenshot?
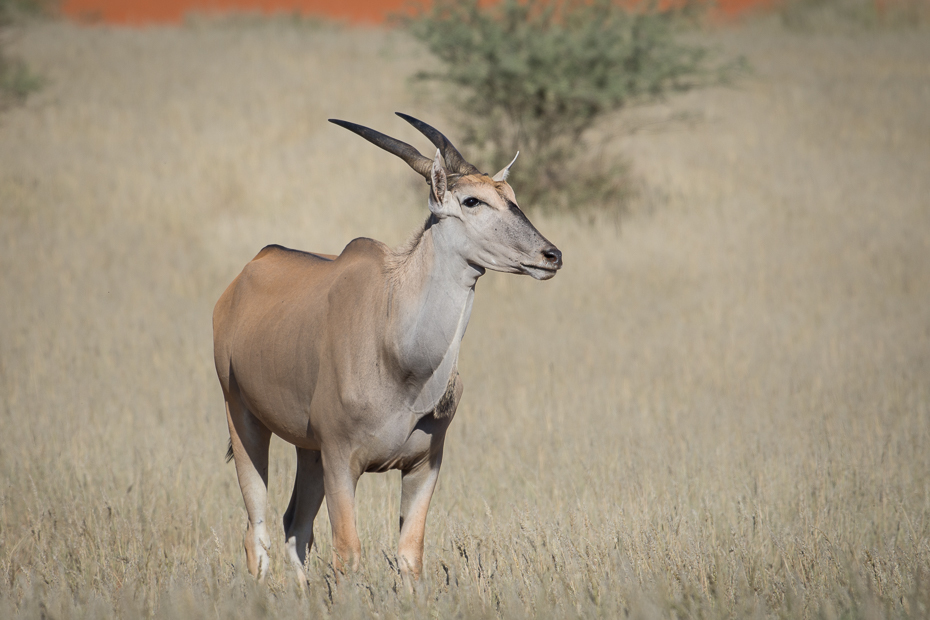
[1,14,929,619]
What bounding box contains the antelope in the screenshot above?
[212,113,562,584]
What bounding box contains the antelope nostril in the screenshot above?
[543,247,562,267]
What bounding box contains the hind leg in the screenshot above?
[225,386,273,581]
[283,448,325,583]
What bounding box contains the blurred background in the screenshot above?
[1,1,928,618]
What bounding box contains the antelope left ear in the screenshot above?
[428,149,450,215]
[492,151,519,182]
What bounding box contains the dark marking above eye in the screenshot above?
[462,197,480,208]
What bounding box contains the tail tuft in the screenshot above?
[225,439,234,463]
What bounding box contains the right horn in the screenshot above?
[329,118,434,181]
[396,112,481,177]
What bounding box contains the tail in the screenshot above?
[225,439,234,463]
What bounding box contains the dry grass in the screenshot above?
[1,14,929,619]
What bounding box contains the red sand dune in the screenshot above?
[60,0,775,25]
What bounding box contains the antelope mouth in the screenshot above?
[520,262,560,280]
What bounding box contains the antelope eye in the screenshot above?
[462,197,481,208]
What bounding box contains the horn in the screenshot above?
[395,112,481,177]
[329,118,433,180]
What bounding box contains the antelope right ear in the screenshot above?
[428,149,450,215]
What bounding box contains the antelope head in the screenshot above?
[329,113,563,281]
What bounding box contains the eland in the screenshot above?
[213,113,562,584]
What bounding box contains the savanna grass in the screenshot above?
[1,15,929,619]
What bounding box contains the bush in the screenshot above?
[780,0,930,31]
[405,0,737,212]
[0,0,47,109]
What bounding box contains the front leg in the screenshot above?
[398,436,445,582]
[322,449,362,576]
[398,374,461,583]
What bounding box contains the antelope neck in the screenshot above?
[390,217,478,414]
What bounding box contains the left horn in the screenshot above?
[329,118,434,180]
[396,112,481,177]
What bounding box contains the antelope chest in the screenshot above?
[362,371,460,473]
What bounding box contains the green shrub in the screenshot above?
[405,0,737,212]
[0,0,47,109]
[780,0,930,31]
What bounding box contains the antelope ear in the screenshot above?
[428,149,449,215]
[492,151,519,182]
